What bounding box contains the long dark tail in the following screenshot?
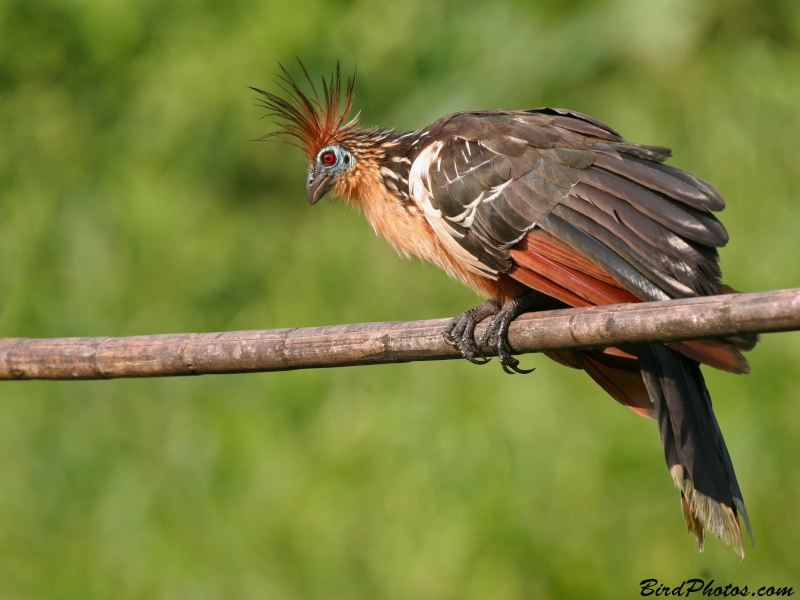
[637,343,753,557]
[546,343,753,555]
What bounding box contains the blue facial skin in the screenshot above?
[306,145,354,205]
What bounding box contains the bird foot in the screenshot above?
[442,299,500,365]
[444,291,543,374]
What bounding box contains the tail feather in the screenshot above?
[637,343,752,557]
[545,349,655,419]
[666,339,751,374]
[509,230,755,555]
[581,350,655,420]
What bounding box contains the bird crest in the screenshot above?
[251,62,359,159]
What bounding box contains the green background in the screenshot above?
[1,0,799,597]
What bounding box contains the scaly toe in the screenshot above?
[504,358,535,375]
[477,316,500,349]
[497,343,534,375]
[456,337,490,365]
[442,299,500,365]
[443,318,466,347]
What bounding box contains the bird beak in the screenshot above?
[306,169,332,206]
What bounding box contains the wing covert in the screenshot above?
[408,108,730,304]
[409,112,595,279]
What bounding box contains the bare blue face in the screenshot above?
[306,145,355,205]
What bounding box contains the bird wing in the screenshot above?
[408,109,754,552]
[408,108,751,373]
[409,108,726,295]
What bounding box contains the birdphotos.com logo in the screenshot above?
[639,578,794,597]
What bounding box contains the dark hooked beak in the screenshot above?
[306,169,332,206]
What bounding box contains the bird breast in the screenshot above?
[335,160,514,300]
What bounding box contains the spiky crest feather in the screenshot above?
[250,61,359,159]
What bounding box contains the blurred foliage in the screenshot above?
[1,0,799,598]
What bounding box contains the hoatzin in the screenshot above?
[253,65,756,557]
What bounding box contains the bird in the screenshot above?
[252,63,756,557]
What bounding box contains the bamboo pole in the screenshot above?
[0,288,798,380]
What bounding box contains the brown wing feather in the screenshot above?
[516,230,620,287]
[409,108,753,552]
[510,231,641,306]
[508,265,592,308]
[511,231,750,374]
[409,108,753,373]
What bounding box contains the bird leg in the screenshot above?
[478,291,544,374]
[443,290,544,372]
[442,299,501,365]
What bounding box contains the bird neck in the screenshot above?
[332,128,417,206]
[328,126,519,301]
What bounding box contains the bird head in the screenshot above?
[252,63,363,205]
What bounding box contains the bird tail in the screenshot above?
[637,343,753,558]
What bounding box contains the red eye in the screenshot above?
[321,151,337,165]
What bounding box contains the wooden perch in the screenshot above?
[0,288,799,380]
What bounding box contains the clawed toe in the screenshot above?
[446,319,488,364]
[458,341,491,365]
[477,314,500,349]
[479,291,543,375]
[444,291,542,374]
[498,351,535,375]
[442,299,500,365]
[478,313,535,374]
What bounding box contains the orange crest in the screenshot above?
[251,62,359,159]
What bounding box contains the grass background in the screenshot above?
[1,0,799,597]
